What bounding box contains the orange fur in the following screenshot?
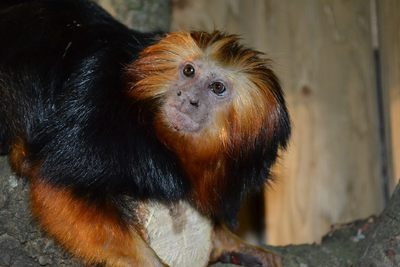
[29,175,165,267]
[128,31,284,216]
[129,31,281,151]
[6,137,165,266]
[9,137,30,177]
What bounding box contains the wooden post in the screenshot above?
[377,0,400,192]
[262,0,385,245]
[171,0,385,245]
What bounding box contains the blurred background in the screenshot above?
[98,0,400,246]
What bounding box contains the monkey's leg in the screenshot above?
[29,177,167,267]
[209,225,282,267]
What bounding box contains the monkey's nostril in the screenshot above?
[189,99,199,107]
[177,91,182,96]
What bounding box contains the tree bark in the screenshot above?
[3,148,400,267]
[273,183,400,267]
[0,157,81,266]
[94,0,171,31]
[212,184,400,267]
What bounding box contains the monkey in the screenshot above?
[0,0,291,266]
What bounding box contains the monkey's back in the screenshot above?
[0,0,187,201]
[0,0,142,141]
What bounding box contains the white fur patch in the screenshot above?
[140,201,212,267]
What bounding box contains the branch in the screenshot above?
[267,184,400,266]
[2,156,400,266]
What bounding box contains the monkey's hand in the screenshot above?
[210,225,282,267]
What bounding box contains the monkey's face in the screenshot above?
[162,60,232,133]
[130,31,290,159]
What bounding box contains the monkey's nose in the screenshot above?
[189,99,199,107]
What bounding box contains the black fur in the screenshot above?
[0,0,290,225]
[0,0,188,201]
[0,128,9,155]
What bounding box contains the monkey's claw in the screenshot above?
[218,249,282,267]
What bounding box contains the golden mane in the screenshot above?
[128,31,290,216]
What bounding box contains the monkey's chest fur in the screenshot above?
[139,201,213,267]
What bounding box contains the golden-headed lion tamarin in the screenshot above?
[0,0,290,266]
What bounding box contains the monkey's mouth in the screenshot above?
[164,107,201,132]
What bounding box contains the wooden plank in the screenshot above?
[263,0,385,245]
[171,0,385,245]
[377,0,400,192]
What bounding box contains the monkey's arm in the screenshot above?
[210,225,282,267]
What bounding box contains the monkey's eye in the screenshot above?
[209,81,226,96]
[182,64,195,77]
